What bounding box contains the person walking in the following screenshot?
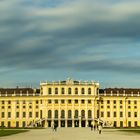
[90,124,93,131]
[98,125,102,134]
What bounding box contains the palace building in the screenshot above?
[0,78,140,128]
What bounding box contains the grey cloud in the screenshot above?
[0,0,140,75]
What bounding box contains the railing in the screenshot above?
[0,93,40,97]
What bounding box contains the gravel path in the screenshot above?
[1,128,140,140]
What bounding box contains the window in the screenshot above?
[68,100,71,104]
[107,100,110,104]
[135,121,137,127]
[120,112,123,117]
[61,110,65,118]
[16,121,19,127]
[48,110,52,118]
[61,100,65,104]
[68,110,72,118]
[16,106,19,109]
[29,106,32,109]
[75,88,78,94]
[75,100,78,104]
[128,121,131,127]
[23,106,26,109]
[107,112,110,117]
[8,100,11,104]
[48,100,52,104]
[8,106,11,109]
[55,110,58,118]
[81,88,85,94]
[61,88,64,94]
[2,106,4,109]
[128,112,131,117]
[113,100,116,104]
[107,106,110,109]
[128,100,131,104]
[81,100,85,104]
[120,106,123,109]
[120,100,122,104]
[88,100,91,104]
[36,112,39,118]
[23,112,26,118]
[48,88,52,94]
[55,100,58,104]
[134,106,137,109]
[1,122,4,127]
[22,121,26,127]
[36,105,38,109]
[101,112,104,117]
[120,121,123,127]
[2,100,4,104]
[114,112,116,117]
[74,110,78,118]
[29,112,32,118]
[134,100,137,104]
[8,112,11,118]
[81,110,85,118]
[101,100,104,104]
[55,88,58,94]
[88,88,91,94]
[134,112,137,117]
[68,88,71,94]
[101,105,104,108]
[2,112,5,118]
[114,106,116,109]
[16,112,19,118]
[128,106,131,109]
[88,110,92,118]
[8,121,11,128]
[36,100,38,104]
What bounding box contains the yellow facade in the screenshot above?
[0,79,140,128]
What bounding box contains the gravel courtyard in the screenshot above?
[1,128,140,140]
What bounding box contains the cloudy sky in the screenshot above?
[0,0,140,88]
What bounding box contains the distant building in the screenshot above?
[0,79,140,128]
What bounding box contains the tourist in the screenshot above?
[98,125,102,134]
[90,124,93,131]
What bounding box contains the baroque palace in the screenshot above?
[0,78,140,128]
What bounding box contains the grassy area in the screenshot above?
[0,129,29,137]
[118,129,140,134]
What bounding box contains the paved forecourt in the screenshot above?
[1,128,140,140]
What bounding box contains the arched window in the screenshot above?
[61,88,64,94]
[48,88,52,94]
[68,88,71,94]
[55,110,58,118]
[75,88,78,94]
[81,88,85,94]
[61,110,65,118]
[88,110,92,118]
[48,110,52,118]
[88,88,91,94]
[55,88,58,94]
[75,110,78,118]
[81,110,85,118]
[68,110,72,118]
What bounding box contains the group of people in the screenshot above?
[90,124,102,134]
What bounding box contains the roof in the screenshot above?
[0,88,39,95]
[100,88,140,94]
